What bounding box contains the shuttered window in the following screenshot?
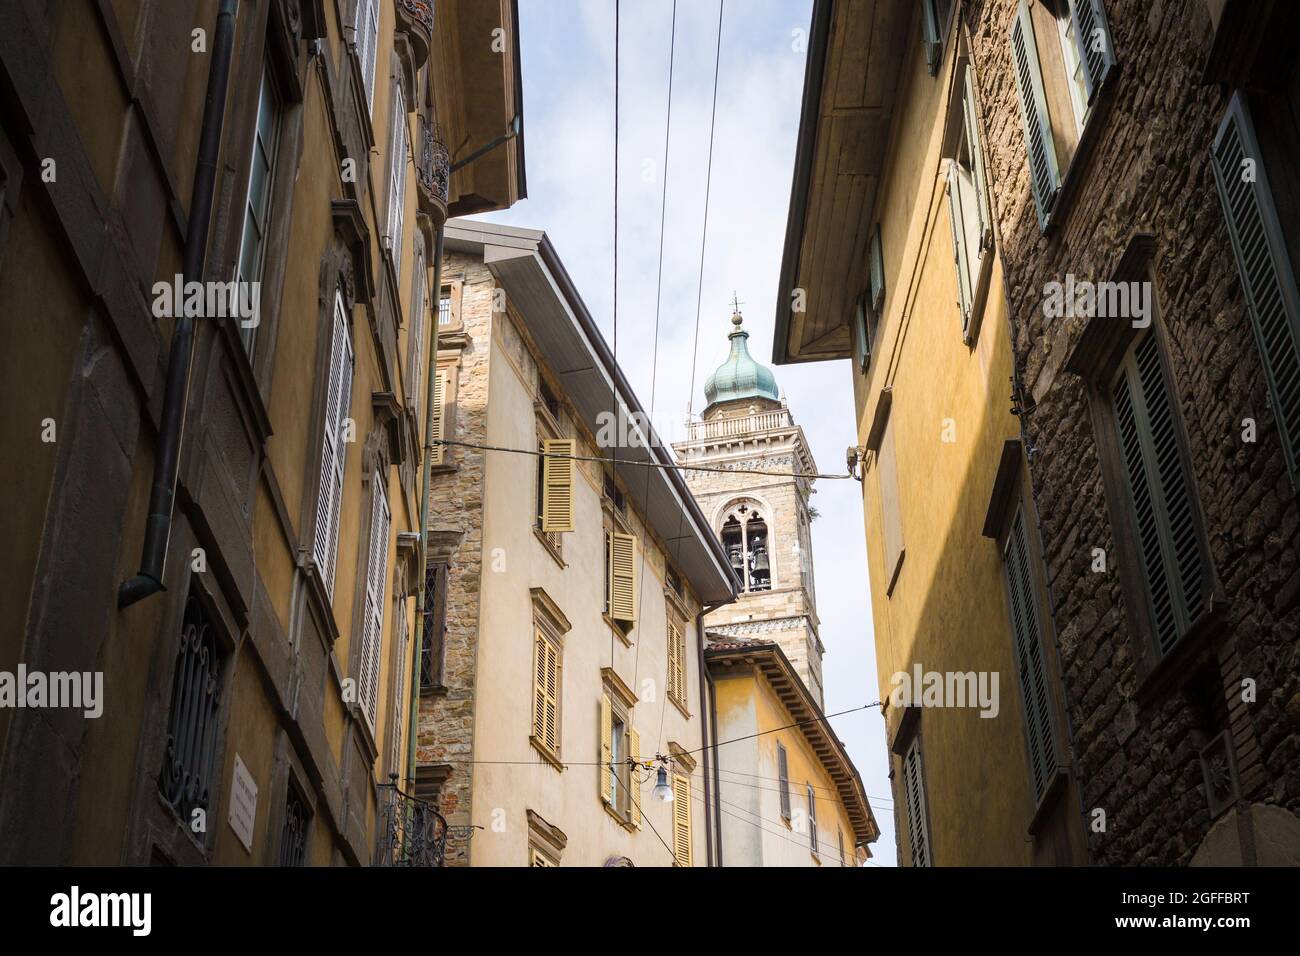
[541,438,575,532]
[409,243,426,409]
[1009,0,1061,231]
[961,65,991,249]
[429,367,447,466]
[921,0,943,76]
[672,773,692,866]
[852,298,872,375]
[807,784,819,854]
[629,728,643,829]
[599,693,614,805]
[355,0,379,115]
[946,64,992,342]
[1065,0,1117,106]
[1002,505,1057,801]
[946,161,976,336]
[385,84,409,279]
[608,531,638,624]
[388,592,408,778]
[868,225,885,312]
[667,619,687,709]
[532,631,561,757]
[234,63,281,356]
[1111,333,1207,655]
[902,735,931,867]
[878,418,906,596]
[838,827,846,867]
[313,292,354,599]
[529,847,557,867]
[359,474,391,730]
[777,742,792,820]
[1212,92,1300,488]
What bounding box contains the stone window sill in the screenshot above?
[529,735,564,772]
[533,527,566,569]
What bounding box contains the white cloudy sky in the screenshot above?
[475,0,895,865]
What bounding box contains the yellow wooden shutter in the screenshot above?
[608,532,637,623]
[668,621,685,703]
[429,367,445,465]
[629,728,642,829]
[599,693,613,805]
[542,638,559,752]
[672,773,691,866]
[541,438,575,532]
[532,634,547,742]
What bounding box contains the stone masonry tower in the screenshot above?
[674,307,826,707]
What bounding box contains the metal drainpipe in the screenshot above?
[119,0,240,609]
[406,222,445,787]
[696,598,732,867]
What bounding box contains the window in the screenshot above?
[901,735,932,867]
[529,846,558,867]
[235,62,282,355]
[279,779,311,867]
[313,291,354,598]
[666,617,687,712]
[603,474,626,513]
[1211,91,1300,488]
[1108,332,1208,655]
[666,567,684,599]
[388,590,409,778]
[806,784,819,855]
[420,561,448,690]
[852,296,875,375]
[531,589,570,768]
[1009,0,1117,230]
[358,474,391,731]
[945,62,993,343]
[777,742,792,820]
[598,678,639,822]
[408,240,427,410]
[720,500,772,593]
[539,438,575,533]
[438,292,453,326]
[837,827,847,867]
[532,630,561,761]
[672,772,692,866]
[355,0,379,115]
[920,0,954,76]
[876,417,906,596]
[868,224,885,313]
[428,366,449,466]
[604,530,638,630]
[159,588,226,824]
[1002,504,1058,802]
[385,83,409,281]
[539,379,562,421]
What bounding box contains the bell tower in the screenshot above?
[674,306,826,707]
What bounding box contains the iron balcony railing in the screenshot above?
[377,779,447,867]
[418,115,451,213]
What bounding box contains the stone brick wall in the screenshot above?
[966,0,1300,863]
[417,252,495,865]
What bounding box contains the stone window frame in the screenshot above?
[982,439,1072,830]
[890,707,933,867]
[716,495,778,594]
[1064,235,1225,696]
[527,809,568,866]
[214,0,309,409]
[429,353,461,474]
[600,667,640,827]
[438,278,465,332]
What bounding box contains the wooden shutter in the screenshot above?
[946,161,974,336]
[902,737,931,867]
[359,475,390,728]
[429,367,446,466]
[921,0,941,76]
[960,64,991,249]
[667,620,686,704]
[852,298,871,374]
[409,247,426,407]
[1003,505,1056,800]
[878,419,906,595]
[541,438,575,532]
[777,743,791,819]
[532,632,559,753]
[1009,0,1060,231]
[599,693,613,805]
[672,773,692,866]
[357,0,379,114]
[1212,93,1300,487]
[314,292,352,598]
[837,828,846,867]
[1066,0,1117,105]
[608,532,637,623]
[807,784,819,853]
[869,225,885,311]
[629,728,642,829]
[529,847,556,867]
[387,85,408,271]
[1112,335,1206,654]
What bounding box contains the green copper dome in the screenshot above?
[704,311,780,410]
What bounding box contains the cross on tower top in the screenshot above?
[730,292,743,315]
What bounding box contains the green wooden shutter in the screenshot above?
[1066,0,1118,105]
[1003,506,1056,801]
[869,225,885,312]
[1112,335,1206,654]
[902,737,930,867]
[852,298,871,374]
[921,0,942,76]
[1211,92,1300,488]
[1009,0,1060,231]
[961,64,991,250]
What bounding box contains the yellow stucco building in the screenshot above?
[772,0,1087,865]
